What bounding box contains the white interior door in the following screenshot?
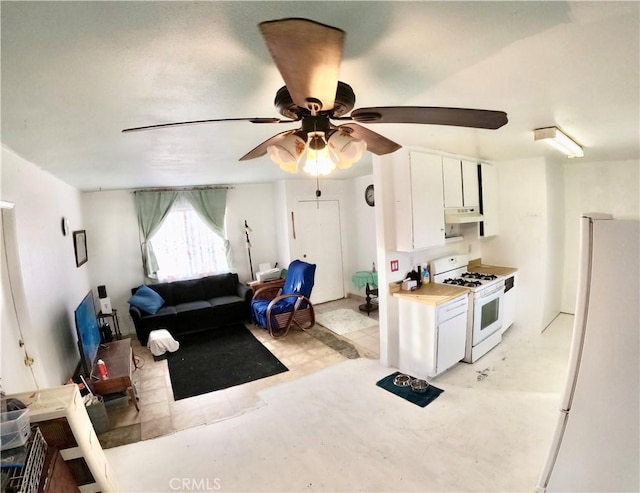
[1,209,38,392]
[294,200,344,304]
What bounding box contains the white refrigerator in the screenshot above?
[536,213,639,492]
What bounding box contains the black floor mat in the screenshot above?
[167,324,288,400]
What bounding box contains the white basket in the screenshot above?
[1,408,31,450]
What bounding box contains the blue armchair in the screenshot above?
[251,260,316,338]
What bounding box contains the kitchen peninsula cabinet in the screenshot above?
[393,150,445,251]
[396,286,469,379]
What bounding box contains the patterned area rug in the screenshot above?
[315,308,378,335]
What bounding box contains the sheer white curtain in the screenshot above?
[149,194,230,282]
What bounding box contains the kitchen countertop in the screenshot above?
[468,259,518,276]
[391,282,469,306]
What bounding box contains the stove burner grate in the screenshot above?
[443,278,482,288]
[461,272,498,281]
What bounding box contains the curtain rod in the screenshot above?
[132,185,234,193]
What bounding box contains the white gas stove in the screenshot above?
[430,254,505,363]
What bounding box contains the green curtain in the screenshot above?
[133,190,179,278]
[183,189,233,269]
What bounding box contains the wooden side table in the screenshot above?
[249,278,285,298]
[97,309,121,339]
[88,339,138,411]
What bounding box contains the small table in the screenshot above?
[88,339,138,411]
[97,309,121,340]
[352,271,379,314]
[249,278,285,298]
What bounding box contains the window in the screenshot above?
[150,196,229,282]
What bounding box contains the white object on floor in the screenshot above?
[316,308,378,335]
[147,329,179,356]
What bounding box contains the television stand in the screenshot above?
[87,339,138,411]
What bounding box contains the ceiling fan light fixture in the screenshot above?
[267,133,306,173]
[328,130,367,169]
[534,126,584,158]
[303,142,336,176]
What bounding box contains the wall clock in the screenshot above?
[365,184,375,207]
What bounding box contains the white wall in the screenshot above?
[225,184,280,282]
[561,159,640,312]
[82,190,143,336]
[481,157,552,334]
[1,147,90,391]
[343,175,377,296]
[543,160,565,328]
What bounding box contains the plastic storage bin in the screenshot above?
[1,408,31,450]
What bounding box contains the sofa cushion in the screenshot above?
[147,283,174,306]
[201,273,239,299]
[175,301,214,329]
[141,305,177,326]
[172,279,206,304]
[128,285,165,315]
[209,295,246,314]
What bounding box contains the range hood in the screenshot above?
[445,207,484,224]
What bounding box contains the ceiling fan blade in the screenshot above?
[338,123,402,155]
[350,107,508,130]
[122,117,291,133]
[259,18,345,111]
[239,130,297,161]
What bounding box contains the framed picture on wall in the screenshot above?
[73,230,88,267]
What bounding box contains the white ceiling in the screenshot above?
[1,1,638,192]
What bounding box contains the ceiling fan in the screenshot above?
[122,18,508,175]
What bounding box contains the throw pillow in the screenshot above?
[128,285,165,315]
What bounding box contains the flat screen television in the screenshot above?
[74,290,101,376]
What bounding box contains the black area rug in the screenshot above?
[376,372,444,408]
[167,324,288,400]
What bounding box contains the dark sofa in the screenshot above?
[129,273,252,345]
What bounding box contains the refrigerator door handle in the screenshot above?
[559,216,594,411]
[536,410,570,492]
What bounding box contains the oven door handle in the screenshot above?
[479,283,505,298]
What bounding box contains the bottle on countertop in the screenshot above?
[417,265,422,287]
[422,263,430,284]
[372,262,376,273]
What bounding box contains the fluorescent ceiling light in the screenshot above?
[534,127,584,158]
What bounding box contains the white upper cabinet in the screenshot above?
[462,160,480,207]
[479,162,499,237]
[442,157,463,207]
[394,150,445,251]
[442,157,479,208]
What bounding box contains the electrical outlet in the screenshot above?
[468,244,472,253]
[390,260,399,272]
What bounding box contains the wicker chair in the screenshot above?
[250,260,316,338]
